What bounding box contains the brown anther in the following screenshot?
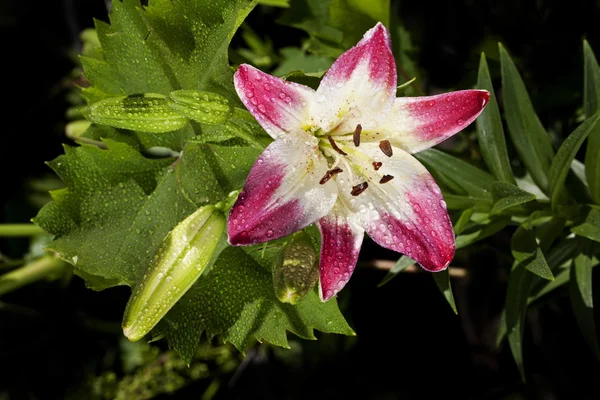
[379,174,394,184]
[319,167,343,185]
[379,140,393,157]
[372,161,382,171]
[353,124,362,147]
[351,182,368,196]
[328,135,347,156]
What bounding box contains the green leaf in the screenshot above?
[499,43,554,193]
[476,53,515,184]
[272,47,333,76]
[455,216,511,249]
[572,205,600,243]
[512,222,554,281]
[432,269,457,314]
[490,181,536,215]
[378,255,415,287]
[548,114,600,210]
[415,149,495,199]
[584,40,600,204]
[452,208,474,235]
[258,0,290,7]
[167,90,232,125]
[329,0,390,47]
[569,238,600,359]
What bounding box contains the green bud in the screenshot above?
[122,205,225,341]
[273,231,319,305]
[167,90,231,125]
[88,93,188,133]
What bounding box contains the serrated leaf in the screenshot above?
[584,40,600,204]
[415,149,495,199]
[432,269,457,314]
[476,53,515,184]
[490,181,536,215]
[569,238,600,360]
[377,255,415,286]
[572,205,600,243]
[500,44,554,193]
[548,114,600,210]
[155,247,354,361]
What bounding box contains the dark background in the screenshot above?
[1,0,600,398]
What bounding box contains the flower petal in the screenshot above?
[317,202,364,301]
[228,131,338,245]
[336,143,454,271]
[312,22,397,134]
[377,90,490,153]
[234,64,315,139]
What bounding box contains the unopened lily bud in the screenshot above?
[88,93,187,133]
[122,205,225,341]
[273,231,319,305]
[168,90,231,124]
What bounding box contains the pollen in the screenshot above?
[353,124,362,147]
[379,140,393,157]
[351,182,368,196]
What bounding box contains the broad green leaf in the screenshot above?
[378,255,415,286]
[569,239,600,359]
[490,181,536,215]
[416,149,495,199]
[432,269,457,314]
[167,90,232,125]
[34,140,353,359]
[500,44,554,193]
[572,205,600,243]
[476,53,515,184]
[584,40,600,204]
[549,114,600,210]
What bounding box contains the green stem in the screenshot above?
[0,224,46,237]
[0,255,66,296]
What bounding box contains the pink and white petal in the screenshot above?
[376,90,490,153]
[228,131,338,246]
[336,143,454,271]
[234,64,315,139]
[317,202,364,302]
[312,23,397,134]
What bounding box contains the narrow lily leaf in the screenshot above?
[168,90,232,125]
[584,40,600,204]
[569,238,600,359]
[500,44,554,193]
[444,194,492,212]
[416,149,495,199]
[476,53,515,184]
[525,248,554,281]
[572,205,600,243]
[490,181,536,215]
[432,269,458,314]
[378,255,415,287]
[88,94,188,133]
[512,222,554,281]
[453,208,474,235]
[549,114,600,210]
[455,216,511,249]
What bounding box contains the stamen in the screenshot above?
[351,182,368,196]
[379,140,393,157]
[353,124,362,147]
[379,174,394,184]
[328,135,347,156]
[372,161,382,171]
[319,167,343,185]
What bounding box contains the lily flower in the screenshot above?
[228,22,489,301]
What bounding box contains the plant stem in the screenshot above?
[0,224,46,237]
[0,255,66,296]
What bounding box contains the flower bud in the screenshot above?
[273,231,319,305]
[122,205,225,341]
[88,93,188,133]
[168,90,231,124]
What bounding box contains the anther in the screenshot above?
[379,140,393,157]
[351,182,368,196]
[372,161,382,171]
[379,174,394,184]
[328,135,347,156]
[319,168,343,185]
[353,124,362,147]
